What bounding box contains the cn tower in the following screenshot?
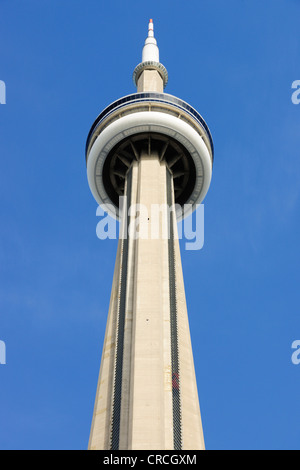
[85,20,214,450]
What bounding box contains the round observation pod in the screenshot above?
[85,92,214,220]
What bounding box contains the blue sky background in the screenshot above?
[0,0,300,450]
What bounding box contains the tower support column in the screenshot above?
[126,151,173,450]
[88,149,205,450]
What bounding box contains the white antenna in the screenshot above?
[142,19,159,63]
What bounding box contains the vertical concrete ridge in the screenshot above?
[173,224,206,450]
[110,168,133,449]
[119,162,139,450]
[88,239,121,450]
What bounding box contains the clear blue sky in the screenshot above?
[0,0,300,450]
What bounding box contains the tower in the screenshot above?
[85,20,214,450]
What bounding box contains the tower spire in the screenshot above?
[148,18,154,36]
[142,19,159,62]
[133,19,168,92]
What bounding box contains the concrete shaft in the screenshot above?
[137,69,164,93]
[88,151,205,450]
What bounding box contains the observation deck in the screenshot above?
[86,92,214,220]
